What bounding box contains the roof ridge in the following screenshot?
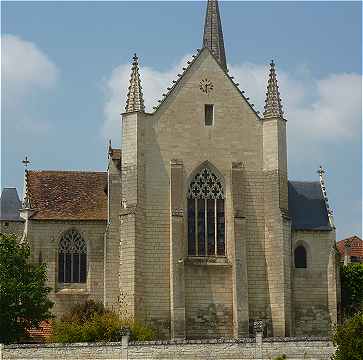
[28,170,107,174]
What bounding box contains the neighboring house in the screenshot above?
[16,0,339,339]
[337,236,363,264]
[0,187,24,238]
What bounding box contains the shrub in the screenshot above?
[273,355,287,360]
[332,311,363,360]
[61,300,105,324]
[340,263,363,318]
[52,301,156,343]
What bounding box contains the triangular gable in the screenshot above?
[151,47,261,119]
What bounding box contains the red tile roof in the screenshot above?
[27,320,52,343]
[337,236,363,262]
[28,171,107,220]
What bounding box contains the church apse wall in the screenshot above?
[138,49,268,337]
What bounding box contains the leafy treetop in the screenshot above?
[0,233,53,343]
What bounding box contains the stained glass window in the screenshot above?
[58,229,87,283]
[187,167,225,256]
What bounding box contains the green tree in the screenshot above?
[0,233,53,343]
[332,312,363,360]
[340,263,363,318]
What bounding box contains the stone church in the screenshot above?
[2,0,340,339]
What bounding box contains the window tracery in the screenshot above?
[187,166,225,256]
[58,229,87,283]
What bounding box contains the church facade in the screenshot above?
[9,0,339,339]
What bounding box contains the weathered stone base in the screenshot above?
[2,337,335,359]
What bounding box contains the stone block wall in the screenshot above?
[27,220,106,317]
[184,264,233,338]
[104,154,122,310]
[292,230,335,336]
[2,338,336,359]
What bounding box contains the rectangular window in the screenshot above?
[187,199,196,256]
[72,254,80,283]
[58,253,64,283]
[217,199,225,255]
[65,254,72,283]
[80,254,87,283]
[207,199,215,255]
[197,198,206,255]
[205,104,214,126]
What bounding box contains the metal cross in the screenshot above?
[317,165,325,176]
[22,156,31,169]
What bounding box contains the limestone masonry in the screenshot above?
[0,0,339,339]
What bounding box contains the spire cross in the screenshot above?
[22,156,31,169]
[317,165,325,177]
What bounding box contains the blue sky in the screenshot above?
[1,1,362,240]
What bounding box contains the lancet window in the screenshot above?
[58,229,87,283]
[187,167,225,256]
[294,245,307,268]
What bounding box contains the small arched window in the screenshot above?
[294,245,307,268]
[58,229,87,283]
[187,166,225,256]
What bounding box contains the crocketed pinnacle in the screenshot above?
[263,60,284,119]
[203,0,227,71]
[125,54,145,113]
[22,170,32,209]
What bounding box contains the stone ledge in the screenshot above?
[184,256,231,266]
[55,288,89,296]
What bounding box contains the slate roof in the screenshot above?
[0,187,23,221]
[337,236,363,262]
[27,171,107,221]
[288,181,332,231]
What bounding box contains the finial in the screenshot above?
[318,165,335,229]
[263,60,284,120]
[318,165,325,176]
[22,156,30,169]
[21,169,32,210]
[108,140,113,157]
[125,53,145,113]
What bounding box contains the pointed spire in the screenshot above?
[125,54,145,113]
[203,0,227,71]
[263,60,284,120]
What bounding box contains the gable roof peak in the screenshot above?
[125,53,145,113]
[203,0,227,71]
[263,59,284,120]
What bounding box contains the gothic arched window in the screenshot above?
[58,229,87,283]
[187,167,225,256]
[294,245,307,268]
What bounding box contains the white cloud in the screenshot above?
[103,55,362,152]
[102,55,191,143]
[230,63,362,143]
[2,34,58,103]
